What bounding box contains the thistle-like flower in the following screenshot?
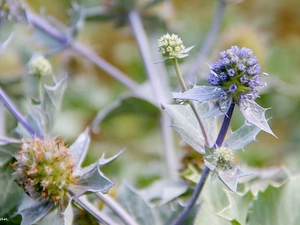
[207,46,263,103]
[158,33,194,60]
[28,56,53,77]
[12,138,76,206]
[172,46,275,136]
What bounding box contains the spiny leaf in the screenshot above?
[18,199,54,225]
[223,123,261,152]
[0,138,20,167]
[195,179,231,225]
[164,104,205,153]
[139,179,189,206]
[248,176,300,225]
[69,128,90,171]
[0,162,23,216]
[69,163,113,197]
[219,166,249,193]
[218,191,254,225]
[172,86,221,103]
[239,99,276,137]
[204,98,232,118]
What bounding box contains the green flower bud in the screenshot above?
[158,33,194,60]
[28,56,52,77]
[12,138,76,205]
[213,147,234,171]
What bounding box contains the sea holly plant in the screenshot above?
[159,35,275,224]
[0,58,119,224]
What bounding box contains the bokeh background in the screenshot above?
[0,0,300,188]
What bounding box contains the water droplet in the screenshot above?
[92,127,101,134]
[101,189,109,194]
[175,99,186,105]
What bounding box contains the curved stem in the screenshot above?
[173,58,210,146]
[172,100,235,225]
[0,88,40,138]
[171,166,210,225]
[185,0,227,83]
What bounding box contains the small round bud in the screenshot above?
[28,56,52,77]
[213,147,234,171]
[158,33,193,59]
[12,138,76,206]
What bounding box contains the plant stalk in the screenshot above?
[0,88,40,138]
[128,10,177,178]
[172,58,210,146]
[171,101,235,225]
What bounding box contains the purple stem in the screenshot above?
[171,101,235,225]
[0,88,40,138]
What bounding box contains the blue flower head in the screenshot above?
[207,46,263,104]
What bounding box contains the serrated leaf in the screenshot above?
[219,166,249,193]
[115,184,156,225]
[172,86,221,103]
[140,179,189,206]
[164,104,205,153]
[218,191,254,225]
[223,123,261,152]
[248,176,300,225]
[0,163,23,216]
[44,77,67,110]
[98,149,124,168]
[69,128,90,171]
[195,179,231,225]
[239,99,276,137]
[69,163,113,197]
[0,138,20,167]
[28,77,67,138]
[18,199,54,225]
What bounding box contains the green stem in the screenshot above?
[172,58,210,146]
[38,76,43,101]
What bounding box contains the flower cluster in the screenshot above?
[28,56,53,77]
[12,138,76,206]
[158,33,193,59]
[207,46,264,103]
[213,147,234,171]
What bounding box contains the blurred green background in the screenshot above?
[0,0,300,188]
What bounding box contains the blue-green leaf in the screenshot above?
[140,179,189,206]
[218,191,254,225]
[223,123,261,152]
[0,138,20,167]
[18,199,54,225]
[69,128,90,171]
[69,163,113,197]
[0,163,23,216]
[172,86,221,103]
[164,104,205,153]
[248,176,300,225]
[239,100,276,137]
[219,166,249,193]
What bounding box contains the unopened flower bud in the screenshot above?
[28,56,52,77]
[213,147,234,171]
[158,33,194,59]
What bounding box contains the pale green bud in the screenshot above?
[28,56,52,77]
